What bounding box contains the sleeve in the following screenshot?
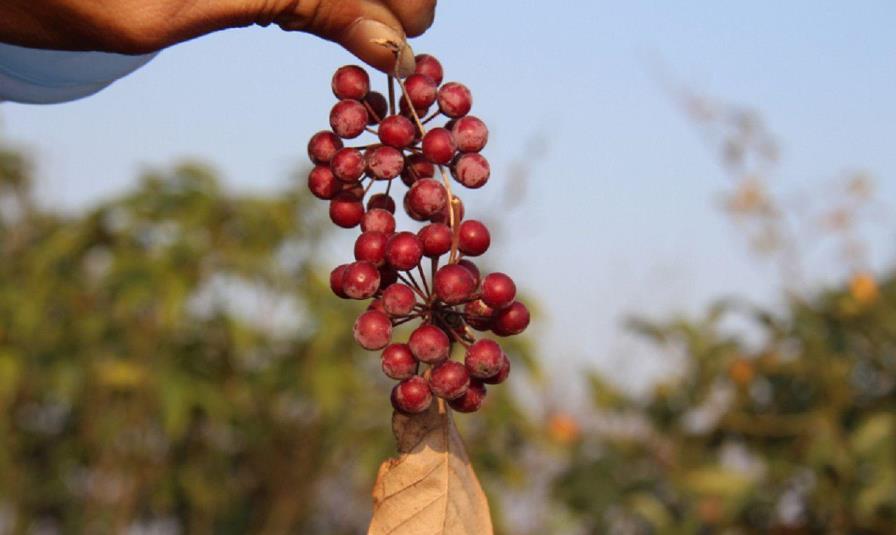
[0,43,157,104]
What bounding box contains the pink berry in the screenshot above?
[308,165,340,200]
[429,360,470,400]
[482,353,510,385]
[406,178,448,218]
[448,379,486,413]
[368,298,386,314]
[329,192,364,228]
[381,343,417,380]
[385,232,424,271]
[361,208,396,234]
[401,153,435,186]
[341,261,381,299]
[457,220,490,256]
[481,272,516,309]
[451,153,490,189]
[330,148,365,182]
[308,131,343,164]
[414,54,444,85]
[451,116,488,152]
[382,283,417,316]
[354,231,388,266]
[329,264,350,298]
[465,339,503,379]
[364,91,388,124]
[331,65,369,100]
[366,193,396,214]
[437,82,472,118]
[434,264,477,305]
[418,223,453,258]
[492,301,530,336]
[353,310,392,350]
[408,324,450,364]
[329,99,368,139]
[365,145,405,180]
[378,115,416,148]
[404,74,438,109]
[464,299,495,330]
[391,376,432,414]
[422,128,456,164]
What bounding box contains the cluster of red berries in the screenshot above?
[306,54,529,415]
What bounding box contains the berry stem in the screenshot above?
[417,264,431,296]
[436,164,460,262]
[397,272,427,299]
[363,101,383,124]
[396,77,428,138]
[387,75,396,116]
[421,110,441,125]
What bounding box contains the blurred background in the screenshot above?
[1,2,895,533]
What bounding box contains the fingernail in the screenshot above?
[344,19,415,77]
[396,42,416,78]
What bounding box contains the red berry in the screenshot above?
[308,165,340,199]
[354,231,388,266]
[422,128,456,164]
[340,181,365,200]
[329,99,368,139]
[364,91,388,124]
[353,310,392,350]
[365,145,405,180]
[434,264,477,305]
[366,194,396,214]
[385,231,424,270]
[342,261,381,299]
[451,153,490,189]
[408,324,450,364]
[330,148,365,182]
[378,115,416,148]
[464,299,495,330]
[403,194,430,222]
[381,343,417,380]
[437,82,472,118]
[401,152,435,186]
[404,74,438,109]
[451,116,488,153]
[382,283,417,316]
[430,197,464,225]
[429,360,470,400]
[308,131,343,164]
[332,65,369,100]
[378,266,399,290]
[391,376,432,414]
[329,264,350,298]
[457,259,481,288]
[492,301,530,336]
[361,208,396,234]
[418,223,453,258]
[406,178,448,218]
[329,192,364,228]
[414,54,444,85]
[448,379,486,413]
[482,353,510,385]
[465,339,503,379]
[368,298,386,314]
[481,272,516,309]
[457,220,490,256]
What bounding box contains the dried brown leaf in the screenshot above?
[368,401,493,535]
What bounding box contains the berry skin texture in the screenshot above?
[481,272,516,309]
[341,261,381,299]
[308,131,343,164]
[414,54,444,85]
[391,376,433,414]
[483,353,510,385]
[381,283,417,316]
[364,91,388,124]
[448,379,486,413]
[378,115,417,148]
[457,259,481,287]
[451,153,490,189]
[418,223,453,258]
[330,148,365,182]
[331,65,369,100]
[354,231,388,266]
[429,360,470,400]
[381,343,417,380]
[464,299,495,330]
[465,339,504,379]
[404,73,438,109]
[422,128,457,164]
[492,301,530,336]
[329,264,350,298]
[458,220,491,256]
[329,192,364,228]
[353,310,392,350]
[438,82,473,118]
[308,165,340,200]
[434,264,477,305]
[406,178,448,218]
[408,324,451,364]
[329,100,368,139]
[361,208,396,234]
[365,145,405,180]
[366,193,396,214]
[451,116,489,153]
[385,232,424,271]
[401,153,435,186]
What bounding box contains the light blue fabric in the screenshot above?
[0,43,157,104]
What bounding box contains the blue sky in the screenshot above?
[3,2,895,397]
